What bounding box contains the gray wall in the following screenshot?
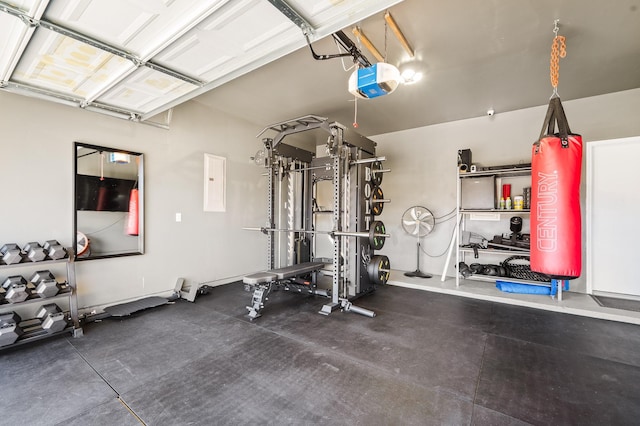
[2,86,639,314]
[372,88,640,293]
[0,90,267,312]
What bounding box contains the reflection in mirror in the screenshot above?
[74,142,144,259]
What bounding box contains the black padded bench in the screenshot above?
[243,262,326,319]
[243,261,325,285]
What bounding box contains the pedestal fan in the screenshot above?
[402,206,435,278]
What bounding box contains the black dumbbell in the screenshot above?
[1,243,23,265]
[36,304,68,333]
[0,312,23,347]
[23,242,47,262]
[28,270,60,298]
[2,276,29,303]
[43,240,67,260]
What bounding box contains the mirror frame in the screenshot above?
[73,142,144,260]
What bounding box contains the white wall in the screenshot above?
[372,88,640,293]
[0,91,267,312]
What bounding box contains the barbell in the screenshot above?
[244,220,390,250]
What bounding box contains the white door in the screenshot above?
[587,136,640,297]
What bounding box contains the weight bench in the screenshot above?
[243,262,326,319]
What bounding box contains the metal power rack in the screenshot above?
[243,115,391,319]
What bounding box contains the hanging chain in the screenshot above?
[550,20,566,93]
[550,36,566,89]
[354,29,363,69]
[384,14,388,63]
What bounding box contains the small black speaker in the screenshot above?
[458,149,472,172]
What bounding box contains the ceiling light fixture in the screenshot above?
[400,68,422,84]
[398,61,424,85]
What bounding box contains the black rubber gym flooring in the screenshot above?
[2,282,640,425]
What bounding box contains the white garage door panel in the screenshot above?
[43,0,231,59]
[0,0,47,79]
[160,24,301,82]
[289,0,402,29]
[11,29,132,98]
[44,0,156,45]
[96,67,196,112]
[587,136,640,297]
[6,0,46,15]
[154,0,299,80]
[157,33,235,77]
[0,13,29,78]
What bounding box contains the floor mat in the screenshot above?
[104,296,169,317]
[591,295,640,313]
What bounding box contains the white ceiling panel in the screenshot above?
[95,67,197,113]
[0,0,49,80]
[42,0,231,60]
[288,0,394,28]
[4,0,48,16]
[0,12,29,79]
[11,28,133,98]
[153,0,301,81]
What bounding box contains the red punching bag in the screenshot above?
[126,188,139,236]
[530,97,582,279]
[96,184,108,211]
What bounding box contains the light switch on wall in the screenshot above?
[175,213,182,222]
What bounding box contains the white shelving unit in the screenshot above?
[0,249,82,349]
[454,166,561,299]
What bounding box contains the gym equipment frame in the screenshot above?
[243,115,390,319]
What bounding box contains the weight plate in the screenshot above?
[77,231,89,256]
[371,161,383,186]
[370,186,384,216]
[369,220,386,250]
[367,255,390,285]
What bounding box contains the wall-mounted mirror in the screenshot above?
[74,142,144,260]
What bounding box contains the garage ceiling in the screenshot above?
[0,0,401,120]
[1,0,639,135]
[194,0,640,135]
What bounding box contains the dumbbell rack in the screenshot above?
[0,248,82,349]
